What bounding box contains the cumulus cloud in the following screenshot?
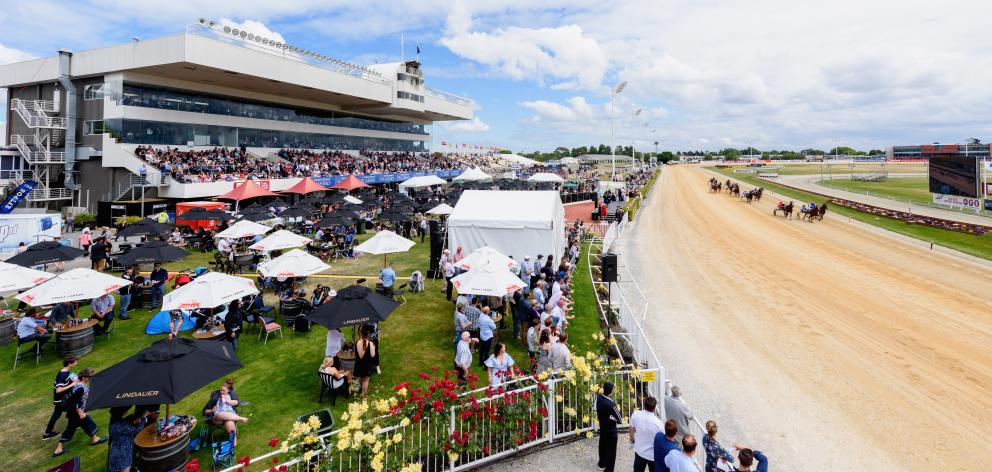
[0,43,34,65]
[444,117,491,132]
[519,97,596,122]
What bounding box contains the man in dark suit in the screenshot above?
[595,381,622,472]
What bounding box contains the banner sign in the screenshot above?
[234,179,271,190]
[933,194,982,210]
[312,169,462,187]
[986,199,992,211]
[921,144,959,155]
[0,180,37,214]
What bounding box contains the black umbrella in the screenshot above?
[268,198,290,208]
[306,285,400,330]
[5,241,84,267]
[238,212,276,222]
[279,207,313,219]
[116,220,173,239]
[378,210,409,223]
[315,214,355,227]
[87,338,242,410]
[181,208,235,221]
[116,240,190,266]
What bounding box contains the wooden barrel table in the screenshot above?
[134,422,193,472]
[0,316,16,346]
[55,319,97,357]
[192,324,226,341]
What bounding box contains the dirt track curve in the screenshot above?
[624,166,992,471]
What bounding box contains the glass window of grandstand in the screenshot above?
[83,120,105,135]
[117,84,429,135]
[397,91,424,103]
[83,83,105,100]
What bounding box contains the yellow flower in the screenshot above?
[586,431,594,439]
[399,418,411,427]
[341,412,350,421]
[555,394,564,402]
[582,415,590,424]
[365,433,377,445]
[352,431,364,444]
[607,337,617,346]
[401,463,422,472]
[388,397,399,407]
[375,399,391,413]
[336,438,351,450]
[280,441,289,454]
[393,433,403,443]
[303,434,317,445]
[448,451,459,463]
[537,371,549,382]
[308,415,322,429]
[385,439,393,447]
[397,387,408,398]
[303,450,314,462]
[373,442,382,454]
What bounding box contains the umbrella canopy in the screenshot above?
[354,230,415,255]
[398,175,447,189]
[238,212,277,222]
[453,167,492,182]
[0,261,55,292]
[161,272,259,311]
[86,338,242,410]
[455,246,518,271]
[426,203,454,215]
[249,230,311,252]
[116,219,174,239]
[217,180,280,202]
[343,195,363,204]
[282,176,331,195]
[268,198,290,208]
[180,208,235,221]
[527,172,565,184]
[215,219,272,239]
[116,240,190,266]
[5,241,84,267]
[331,175,369,190]
[306,284,400,330]
[377,210,410,223]
[16,268,132,306]
[278,207,313,219]
[258,249,330,278]
[315,214,356,228]
[451,262,528,297]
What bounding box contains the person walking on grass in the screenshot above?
[43,357,79,440]
[53,368,107,457]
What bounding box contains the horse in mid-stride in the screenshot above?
[799,202,828,222]
[773,201,794,219]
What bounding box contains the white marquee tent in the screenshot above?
[499,153,544,168]
[447,190,565,263]
[398,175,447,189]
[453,167,492,182]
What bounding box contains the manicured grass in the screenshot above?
[709,168,992,261]
[819,176,932,202]
[0,230,600,471]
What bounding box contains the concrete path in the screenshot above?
[486,436,637,472]
[771,174,992,226]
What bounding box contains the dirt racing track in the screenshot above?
[624,166,992,471]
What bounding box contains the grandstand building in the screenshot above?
[887,142,991,160]
[0,21,473,212]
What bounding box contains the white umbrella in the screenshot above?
[16,268,132,306]
[215,220,272,239]
[0,261,55,292]
[353,230,415,267]
[426,203,455,216]
[399,175,447,189]
[161,272,259,311]
[451,262,528,297]
[455,246,517,271]
[249,230,311,252]
[344,195,363,204]
[527,172,565,183]
[258,249,330,278]
[453,167,492,182]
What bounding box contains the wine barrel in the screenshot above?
[136,430,190,472]
[142,286,155,309]
[56,325,95,357]
[0,317,15,346]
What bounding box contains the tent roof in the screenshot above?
[282,176,330,194]
[216,180,279,201]
[501,153,544,167]
[453,167,492,182]
[399,175,447,189]
[331,175,369,190]
[448,190,561,229]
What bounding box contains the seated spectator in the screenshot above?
[319,356,352,384]
[203,382,248,445]
[49,301,78,325]
[17,309,51,352]
[90,293,115,336]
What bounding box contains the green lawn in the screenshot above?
[818,176,932,202]
[0,231,600,471]
[709,168,992,261]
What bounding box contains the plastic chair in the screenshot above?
[296,409,334,436]
[318,371,349,406]
[257,316,282,344]
[211,432,236,471]
[13,336,43,370]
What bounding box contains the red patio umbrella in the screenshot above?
[331,175,369,191]
[282,176,330,195]
[216,180,280,210]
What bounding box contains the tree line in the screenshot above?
[505,145,885,163]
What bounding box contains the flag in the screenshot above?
[1,180,37,214]
[441,141,447,146]
[416,45,421,55]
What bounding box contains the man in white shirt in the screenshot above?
[521,256,534,290]
[628,397,665,472]
[454,331,472,383]
[216,237,232,256]
[664,435,698,472]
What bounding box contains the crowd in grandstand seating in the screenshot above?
[135,146,277,183]
[277,149,461,176]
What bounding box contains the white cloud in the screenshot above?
[444,117,491,132]
[519,96,595,122]
[0,43,33,65]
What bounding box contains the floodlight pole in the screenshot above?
[611,81,628,181]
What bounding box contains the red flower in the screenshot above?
[394,382,411,391]
[238,456,251,466]
[418,372,430,380]
[432,399,445,412]
[483,445,490,455]
[279,467,287,472]
[272,456,280,463]
[268,437,280,448]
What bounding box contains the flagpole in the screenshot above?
[401,34,405,61]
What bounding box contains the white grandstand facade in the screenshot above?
[0,21,474,209]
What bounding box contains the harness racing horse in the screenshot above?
[753,187,764,202]
[815,202,828,221]
[773,201,794,219]
[710,180,722,192]
[740,189,759,203]
[729,183,740,197]
[799,202,827,222]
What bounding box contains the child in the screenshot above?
[168,310,183,339]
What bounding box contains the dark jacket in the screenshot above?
[595,393,621,435]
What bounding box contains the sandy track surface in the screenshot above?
[621,166,992,471]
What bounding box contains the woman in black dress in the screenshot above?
[225,299,243,351]
[353,325,376,398]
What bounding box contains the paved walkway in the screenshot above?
[771,174,992,226]
[485,436,637,472]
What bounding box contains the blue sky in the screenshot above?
[3,0,992,152]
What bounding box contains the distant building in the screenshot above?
[886,143,990,160]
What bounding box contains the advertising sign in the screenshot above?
[0,180,38,214]
[933,194,982,211]
[928,156,979,198]
[312,170,461,188]
[0,213,63,251]
[234,180,271,190]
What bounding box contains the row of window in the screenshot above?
[396,91,424,103]
[103,119,428,152]
[111,84,430,135]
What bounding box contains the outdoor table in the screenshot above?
[55,319,98,357]
[0,314,16,346]
[193,324,226,340]
[134,420,194,472]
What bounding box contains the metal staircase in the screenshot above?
[9,98,72,202]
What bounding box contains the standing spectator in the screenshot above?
[628,396,664,472]
[526,319,541,372]
[442,256,456,301]
[595,381,622,472]
[702,420,735,472]
[225,299,243,351]
[150,263,169,308]
[664,385,694,442]
[80,226,92,256]
[353,324,377,398]
[476,307,497,368]
[653,419,681,472]
[664,435,699,472]
[732,445,768,472]
[107,406,148,472]
[483,342,515,386]
[90,293,115,336]
[521,255,534,289]
[453,304,473,348]
[549,332,572,371]
[53,368,107,456]
[118,267,135,320]
[43,357,79,440]
[454,331,472,384]
[90,237,107,271]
